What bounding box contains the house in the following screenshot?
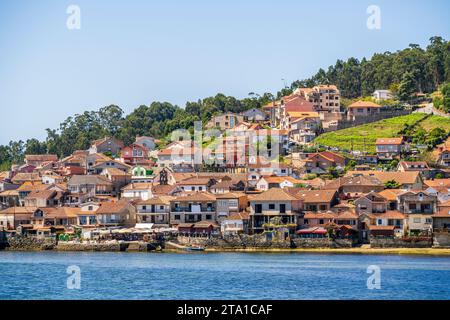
[41,172,64,185]
[378,189,403,210]
[0,206,36,230]
[178,221,220,235]
[215,192,248,221]
[436,146,450,167]
[101,168,132,194]
[433,200,450,231]
[24,189,64,207]
[89,137,124,155]
[134,136,156,150]
[209,179,246,194]
[323,176,385,199]
[373,90,393,101]
[397,161,430,175]
[256,176,303,191]
[398,190,437,233]
[240,108,268,122]
[288,113,321,144]
[346,171,423,190]
[11,173,41,185]
[177,177,217,192]
[294,85,341,113]
[76,203,98,229]
[300,212,335,228]
[221,212,250,235]
[354,192,388,214]
[30,207,78,229]
[296,190,339,211]
[90,159,131,175]
[206,113,244,130]
[67,175,114,205]
[169,193,217,225]
[0,189,20,208]
[249,188,301,234]
[375,138,405,160]
[248,161,292,177]
[96,199,136,227]
[303,151,346,174]
[372,210,407,237]
[347,101,381,121]
[135,196,173,225]
[157,144,194,171]
[24,154,58,167]
[121,183,153,200]
[121,143,151,166]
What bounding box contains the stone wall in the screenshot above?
[177,235,354,249]
[433,232,450,248]
[5,236,57,251]
[56,242,126,252]
[370,236,432,248]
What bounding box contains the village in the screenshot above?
[1,84,450,251]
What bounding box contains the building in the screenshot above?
[249,188,301,234]
[67,175,114,205]
[221,212,249,235]
[436,146,450,167]
[89,137,124,155]
[376,138,405,160]
[134,136,156,150]
[121,143,151,165]
[347,101,382,121]
[398,190,437,233]
[322,176,384,199]
[96,200,136,227]
[346,171,423,190]
[294,85,341,113]
[169,193,217,225]
[373,90,393,101]
[296,190,339,211]
[24,154,58,167]
[206,113,244,130]
[240,109,268,122]
[215,192,248,221]
[303,151,346,174]
[135,196,173,225]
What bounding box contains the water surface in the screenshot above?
[0,251,449,300]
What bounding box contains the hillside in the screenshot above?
[313,114,429,153]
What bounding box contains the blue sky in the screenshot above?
[0,0,449,144]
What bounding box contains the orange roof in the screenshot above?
[348,101,381,108]
[376,138,403,145]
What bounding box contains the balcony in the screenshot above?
[171,206,216,213]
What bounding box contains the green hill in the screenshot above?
[313,113,429,153]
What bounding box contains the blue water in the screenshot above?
[0,251,449,300]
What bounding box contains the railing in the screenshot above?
[171,207,215,213]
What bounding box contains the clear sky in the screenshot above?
[0,0,449,144]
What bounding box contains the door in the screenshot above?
[280,204,286,214]
[255,204,262,214]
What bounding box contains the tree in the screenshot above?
[385,180,401,189]
[398,71,416,102]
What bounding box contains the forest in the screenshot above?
[0,36,449,170]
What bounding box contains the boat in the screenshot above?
[184,246,205,252]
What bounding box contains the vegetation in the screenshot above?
[385,180,401,189]
[0,36,448,170]
[287,37,450,100]
[433,82,450,113]
[314,114,428,153]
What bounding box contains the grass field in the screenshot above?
[420,115,450,132]
[313,113,428,153]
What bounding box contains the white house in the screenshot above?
[373,90,393,101]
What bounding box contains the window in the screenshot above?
[319,219,324,224]
[377,219,382,225]
[269,204,275,210]
[175,215,181,220]
[160,206,164,210]
[206,215,212,220]
[142,206,147,210]
[413,218,421,223]
[319,205,327,211]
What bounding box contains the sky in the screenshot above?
[0,0,449,145]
